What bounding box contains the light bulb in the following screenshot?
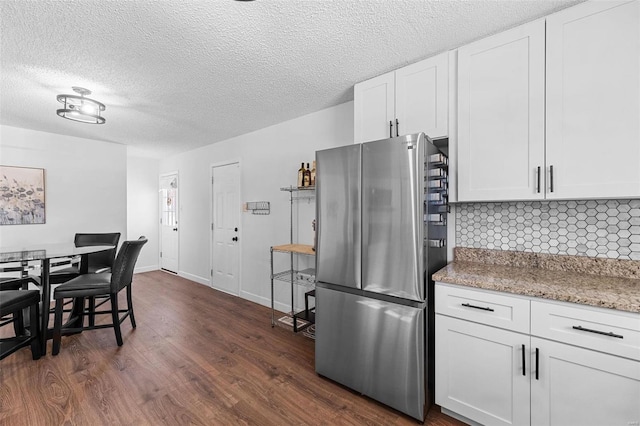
[81,103,97,115]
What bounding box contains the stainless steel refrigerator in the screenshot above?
[314,132,448,421]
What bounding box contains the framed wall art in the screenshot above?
[0,165,46,225]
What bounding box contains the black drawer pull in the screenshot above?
[535,348,539,380]
[461,303,494,312]
[572,325,623,339]
[521,344,526,376]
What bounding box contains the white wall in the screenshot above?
[0,125,127,247]
[160,101,354,311]
[126,155,160,272]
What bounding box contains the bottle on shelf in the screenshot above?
[297,162,306,188]
[303,163,311,187]
[310,160,316,187]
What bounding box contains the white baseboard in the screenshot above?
[134,265,158,274]
[240,290,292,313]
[139,270,300,316]
[178,271,210,287]
[240,290,271,309]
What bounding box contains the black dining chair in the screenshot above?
[46,233,121,326]
[0,287,41,360]
[52,237,147,355]
[0,261,41,290]
[49,232,121,284]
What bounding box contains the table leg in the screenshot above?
[68,253,89,326]
[39,259,50,356]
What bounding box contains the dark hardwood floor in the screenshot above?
[0,271,466,425]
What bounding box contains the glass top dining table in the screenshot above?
[0,243,115,355]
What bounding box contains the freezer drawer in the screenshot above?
[315,285,426,420]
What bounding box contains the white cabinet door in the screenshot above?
[354,71,395,143]
[354,53,449,143]
[436,315,530,426]
[530,337,640,426]
[546,0,640,199]
[457,20,546,201]
[395,52,448,139]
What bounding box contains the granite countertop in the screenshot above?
[433,248,640,314]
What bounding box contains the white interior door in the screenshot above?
[159,173,179,273]
[211,163,240,295]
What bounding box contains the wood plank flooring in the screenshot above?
[0,271,466,425]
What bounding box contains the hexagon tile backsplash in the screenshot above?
[455,199,640,260]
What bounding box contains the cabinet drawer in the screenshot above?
[435,283,530,333]
[531,300,640,361]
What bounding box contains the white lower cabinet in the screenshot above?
[436,315,530,426]
[530,337,640,426]
[435,283,640,426]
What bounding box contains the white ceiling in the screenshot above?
[0,0,584,159]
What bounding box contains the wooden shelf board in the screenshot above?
[272,244,315,255]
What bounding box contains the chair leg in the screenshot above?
[110,293,123,346]
[29,301,41,360]
[126,285,136,328]
[13,310,25,336]
[52,299,64,356]
[88,296,96,327]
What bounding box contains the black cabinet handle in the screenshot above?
[396,119,399,137]
[234,227,238,232]
[522,344,526,376]
[535,348,539,380]
[549,165,554,192]
[389,120,393,138]
[461,303,494,312]
[537,166,541,193]
[572,325,623,339]
[232,236,238,242]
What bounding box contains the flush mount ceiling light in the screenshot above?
[56,86,106,124]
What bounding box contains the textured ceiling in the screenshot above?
[0,0,584,159]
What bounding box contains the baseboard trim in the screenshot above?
[178,271,210,286]
[134,265,158,274]
[240,290,292,313]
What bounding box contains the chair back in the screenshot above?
[110,237,147,293]
[75,233,121,271]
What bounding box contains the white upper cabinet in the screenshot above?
[457,20,545,202]
[457,0,640,202]
[354,71,395,144]
[354,52,448,143]
[546,0,640,199]
[395,53,448,139]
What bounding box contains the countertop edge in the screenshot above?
[432,263,640,314]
